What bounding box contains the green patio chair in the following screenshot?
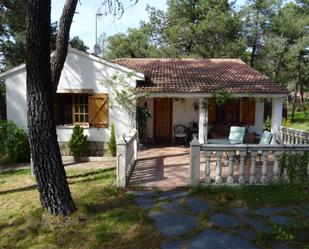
[257,131,273,160]
[228,126,246,144]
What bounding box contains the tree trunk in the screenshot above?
[299,79,304,110]
[250,37,257,68]
[51,0,78,93]
[26,0,75,215]
[291,53,302,122]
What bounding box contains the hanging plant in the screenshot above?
[201,98,208,110]
[214,89,233,106]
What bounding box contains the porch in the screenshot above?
[129,146,279,188]
[142,95,284,145]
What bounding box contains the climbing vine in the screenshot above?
[214,89,233,106]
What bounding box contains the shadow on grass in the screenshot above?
[0,168,31,176]
[0,185,37,195]
[66,168,114,179]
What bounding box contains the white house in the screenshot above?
[0,48,289,156]
[0,48,144,156]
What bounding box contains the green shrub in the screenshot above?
[108,123,116,157]
[0,120,30,163]
[282,152,309,184]
[282,117,291,127]
[68,125,88,157]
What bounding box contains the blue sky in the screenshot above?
[51,0,246,51]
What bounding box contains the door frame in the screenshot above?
[153,98,173,142]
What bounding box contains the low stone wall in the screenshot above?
[59,141,108,157]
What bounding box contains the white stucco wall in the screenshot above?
[5,71,28,131]
[172,98,199,136]
[248,100,264,135]
[3,48,142,142]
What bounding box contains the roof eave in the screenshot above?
[0,48,145,81]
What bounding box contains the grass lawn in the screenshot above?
[1,167,309,249]
[0,167,162,249]
[289,110,309,131]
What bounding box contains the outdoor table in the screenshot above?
[206,138,242,166]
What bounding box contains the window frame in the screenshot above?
[55,93,90,126]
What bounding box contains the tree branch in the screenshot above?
[51,0,78,93]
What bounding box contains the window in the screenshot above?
[208,98,255,125]
[55,93,108,127]
[73,95,89,124]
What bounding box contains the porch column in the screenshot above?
[271,97,284,144]
[198,98,208,144]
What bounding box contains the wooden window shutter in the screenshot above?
[241,98,255,125]
[89,94,108,128]
[208,97,216,124]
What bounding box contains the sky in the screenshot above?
[51,0,246,52]
[51,0,168,52]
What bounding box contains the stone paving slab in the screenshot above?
[161,241,183,249]
[132,189,302,249]
[135,196,156,209]
[187,229,258,249]
[158,202,183,212]
[237,229,256,241]
[157,190,188,201]
[240,216,272,233]
[185,197,211,214]
[209,213,239,228]
[255,207,289,216]
[269,215,292,226]
[149,211,198,238]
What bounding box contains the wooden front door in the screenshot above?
[154,98,172,142]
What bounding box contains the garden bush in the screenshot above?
[108,123,116,157]
[282,152,309,184]
[68,125,88,157]
[0,120,30,163]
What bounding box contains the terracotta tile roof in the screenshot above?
[113,58,288,94]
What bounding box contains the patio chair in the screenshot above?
[257,131,273,161]
[173,125,187,144]
[228,126,246,144]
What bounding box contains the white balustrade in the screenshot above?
[189,143,309,186]
[280,126,309,144]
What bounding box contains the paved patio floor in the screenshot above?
[130,146,275,188]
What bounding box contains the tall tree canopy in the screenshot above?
[103,0,308,114]
[104,0,246,58]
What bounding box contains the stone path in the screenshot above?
[129,189,309,249]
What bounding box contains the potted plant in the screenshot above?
[137,106,151,148]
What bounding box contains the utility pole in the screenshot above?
[94,12,103,55]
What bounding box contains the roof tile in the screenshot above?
[113,58,288,94]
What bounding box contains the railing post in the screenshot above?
[205,151,211,184]
[273,151,282,182]
[261,151,269,184]
[215,151,223,184]
[238,151,246,184]
[190,137,201,187]
[227,151,235,184]
[116,135,127,187]
[249,151,257,184]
